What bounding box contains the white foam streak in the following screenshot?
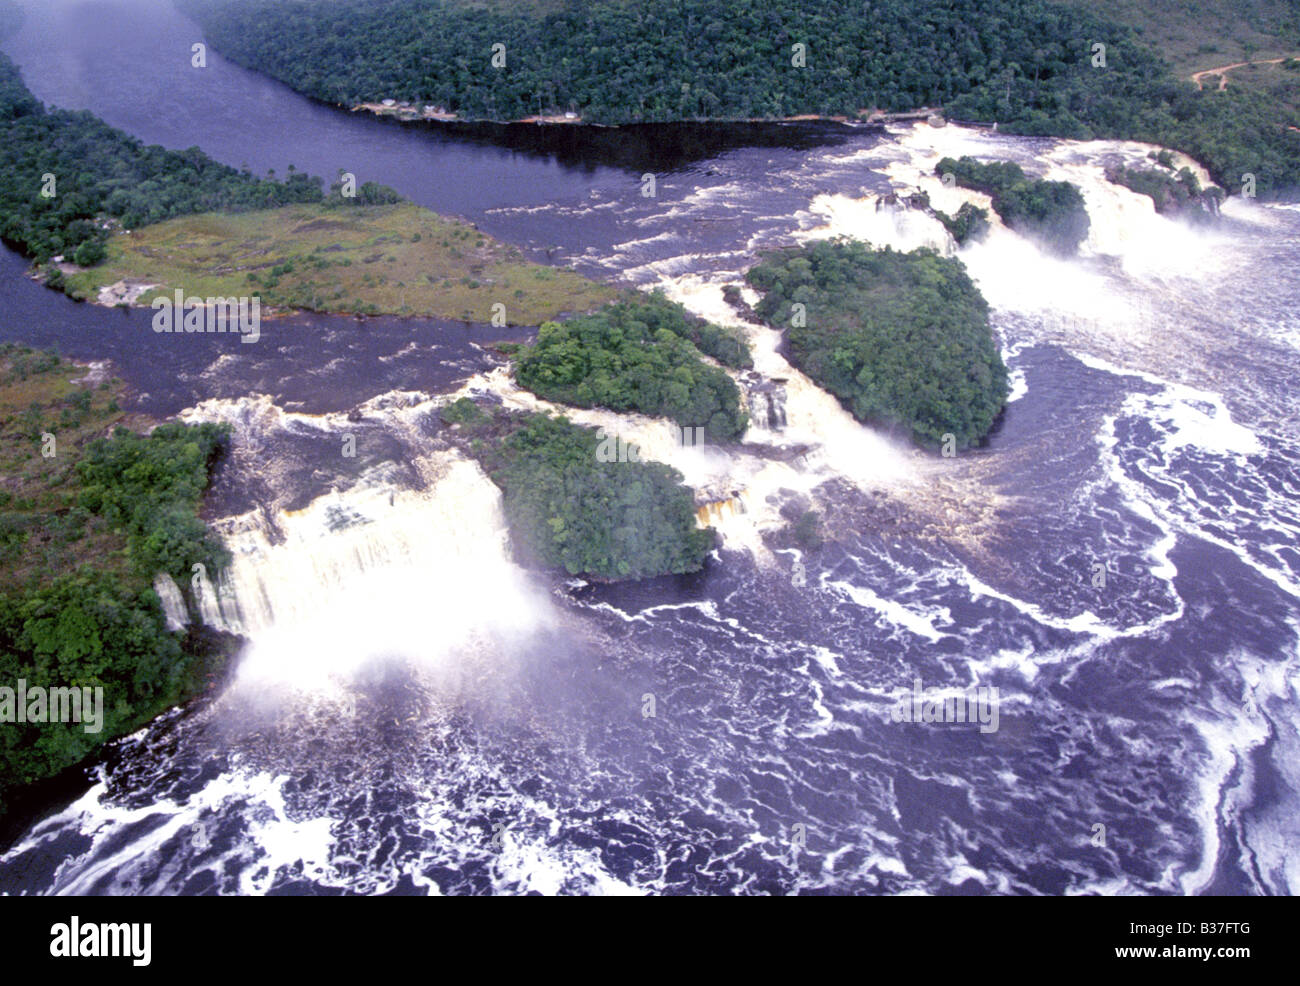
[4,766,337,896]
[827,578,948,642]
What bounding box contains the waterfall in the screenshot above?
[743,377,788,431]
[192,454,555,688]
[162,118,1252,643]
[695,491,748,527]
[652,273,918,494]
[801,190,955,254]
[787,121,1270,391]
[152,573,190,631]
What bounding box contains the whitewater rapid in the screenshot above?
[4,120,1299,896]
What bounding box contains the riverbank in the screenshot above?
[350,99,942,128]
[0,345,242,823]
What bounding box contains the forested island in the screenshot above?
[441,292,751,578]
[513,294,750,443]
[1104,153,1225,220]
[178,0,1300,198]
[440,399,715,580]
[0,346,235,819]
[746,239,1008,450]
[936,157,1092,255]
[933,202,993,247]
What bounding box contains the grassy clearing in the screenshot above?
[0,346,133,592]
[1212,59,1300,114]
[63,202,617,324]
[1058,0,1300,74]
[1058,0,1300,115]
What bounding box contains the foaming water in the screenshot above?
[3,83,1299,892]
[215,461,551,684]
[801,194,954,254]
[624,124,1300,896]
[163,389,563,691]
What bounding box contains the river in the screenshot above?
[1,0,1298,895]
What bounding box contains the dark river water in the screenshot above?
[1,0,1298,896]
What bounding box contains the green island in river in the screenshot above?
[60,201,616,324]
[0,45,612,324]
[441,400,716,581]
[747,239,1009,451]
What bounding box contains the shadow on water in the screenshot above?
[393,117,861,175]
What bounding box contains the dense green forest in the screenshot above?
[943,32,1300,200]
[746,239,1008,450]
[608,290,753,371]
[937,157,1091,255]
[442,400,714,579]
[513,294,750,442]
[179,0,1300,196]
[0,346,231,814]
[74,423,231,582]
[0,51,324,268]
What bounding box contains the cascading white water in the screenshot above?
[211,456,555,690]
[801,193,955,255]
[168,390,563,690]
[458,360,919,563]
[785,122,1284,387]
[8,98,1300,895]
[152,573,190,631]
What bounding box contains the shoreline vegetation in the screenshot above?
[178,0,1300,199]
[0,345,238,821]
[0,50,322,279]
[349,97,942,129]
